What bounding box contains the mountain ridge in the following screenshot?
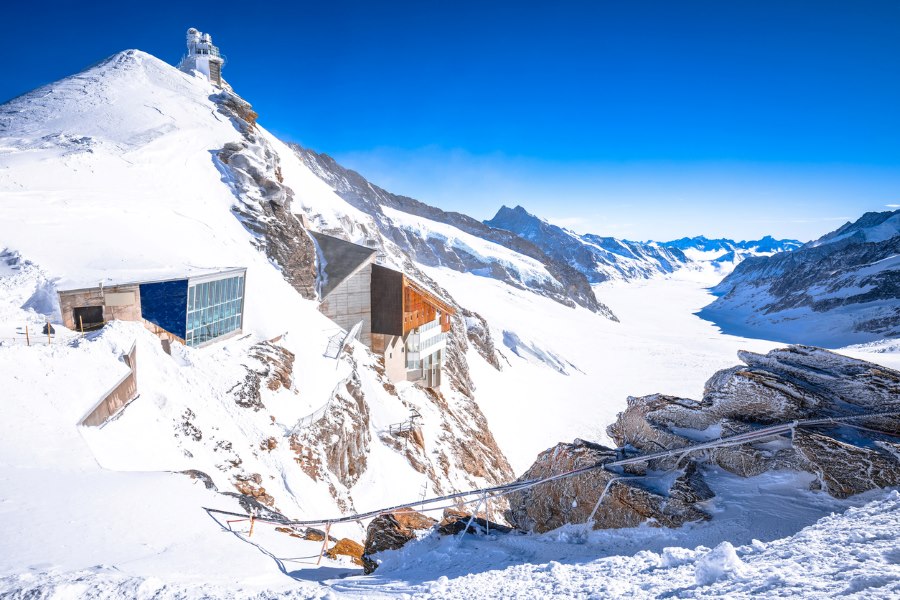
[700,209,900,346]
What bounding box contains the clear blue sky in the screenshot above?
[2,1,899,241]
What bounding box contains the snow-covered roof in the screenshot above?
[57,266,246,293]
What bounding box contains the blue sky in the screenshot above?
[2,1,899,241]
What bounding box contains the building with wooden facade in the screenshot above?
[311,232,455,389]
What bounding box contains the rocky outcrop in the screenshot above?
[293,369,372,492]
[506,346,900,533]
[326,538,365,566]
[362,510,437,574]
[792,430,900,499]
[214,93,318,300]
[437,508,513,535]
[232,473,275,507]
[360,507,517,573]
[505,439,712,533]
[230,341,296,411]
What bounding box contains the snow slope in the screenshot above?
[382,205,556,286]
[348,483,900,599]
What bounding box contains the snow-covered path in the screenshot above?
[340,488,900,599]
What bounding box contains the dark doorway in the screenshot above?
[73,306,104,331]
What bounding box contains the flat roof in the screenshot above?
[57,267,246,293]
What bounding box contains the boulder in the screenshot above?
[361,510,437,574]
[326,538,365,566]
[703,366,822,423]
[437,507,513,535]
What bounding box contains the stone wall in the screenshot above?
[58,285,141,330]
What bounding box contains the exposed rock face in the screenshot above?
[232,473,275,507]
[230,341,296,411]
[437,507,514,535]
[792,430,900,499]
[292,145,613,318]
[507,346,900,533]
[362,510,437,574]
[214,93,318,300]
[293,369,372,493]
[702,210,900,345]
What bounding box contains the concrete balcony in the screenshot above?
[405,333,446,364]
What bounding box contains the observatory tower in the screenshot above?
[179,28,225,87]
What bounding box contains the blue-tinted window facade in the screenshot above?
[139,280,188,339]
[185,273,245,347]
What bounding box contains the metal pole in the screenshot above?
[316,522,331,565]
[80,316,84,338]
[47,321,51,345]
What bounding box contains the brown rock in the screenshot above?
[793,429,900,498]
[437,510,514,536]
[303,527,327,542]
[325,538,365,566]
[233,473,275,507]
[362,510,437,574]
[703,366,822,423]
[504,439,710,533]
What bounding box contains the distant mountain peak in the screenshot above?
[486,206,690,283]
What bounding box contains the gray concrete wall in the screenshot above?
[319,263,372,347]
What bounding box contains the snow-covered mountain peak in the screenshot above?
[810,209,900,248]
[0,49,223,152]
[0,48,256,294]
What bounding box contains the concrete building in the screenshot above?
[310,231,377,348]
[179,28,225,87]
[57,268,246,348]
[311,232,454,389]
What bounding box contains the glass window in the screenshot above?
[185,273,245,347]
